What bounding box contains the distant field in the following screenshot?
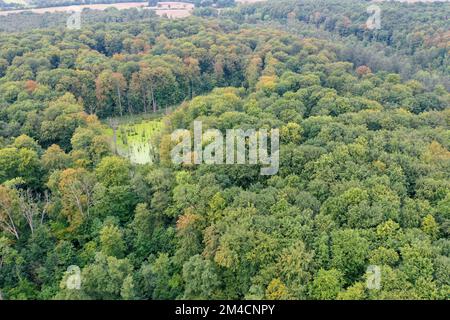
[0,1,194,18]
[235,0,267,3]
[153,8,191,18]
[3,0,28,4]
[0,2,148,15]
[104,118,162,165]
[0,1,270,17]
[0,0,273,17]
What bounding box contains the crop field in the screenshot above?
[0,2,148,15]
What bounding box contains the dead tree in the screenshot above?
[18,189,50,235]
[0,193,19,240]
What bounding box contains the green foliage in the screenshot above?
[331,229,369,283]
[182,255,221,299]
[0,1,448,301]
[311,269,343,300]
[100,224,126,259]
[95,156,131,187]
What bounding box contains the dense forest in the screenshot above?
[213,0,450,88]
[0,0,449,300]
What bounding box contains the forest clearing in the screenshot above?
[104,117,162,164]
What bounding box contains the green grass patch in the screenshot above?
[103,118,162,165]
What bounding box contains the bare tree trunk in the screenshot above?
[116,84,123,116]
[150,85,157,113]
[18,189,42,235]
[68,184,85,217]
[42,191,50,225]
[89,103,96,115]
[0,202,20,240]
[142,87,147,113]
[127,97,133,115]
[109,118,119,155]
